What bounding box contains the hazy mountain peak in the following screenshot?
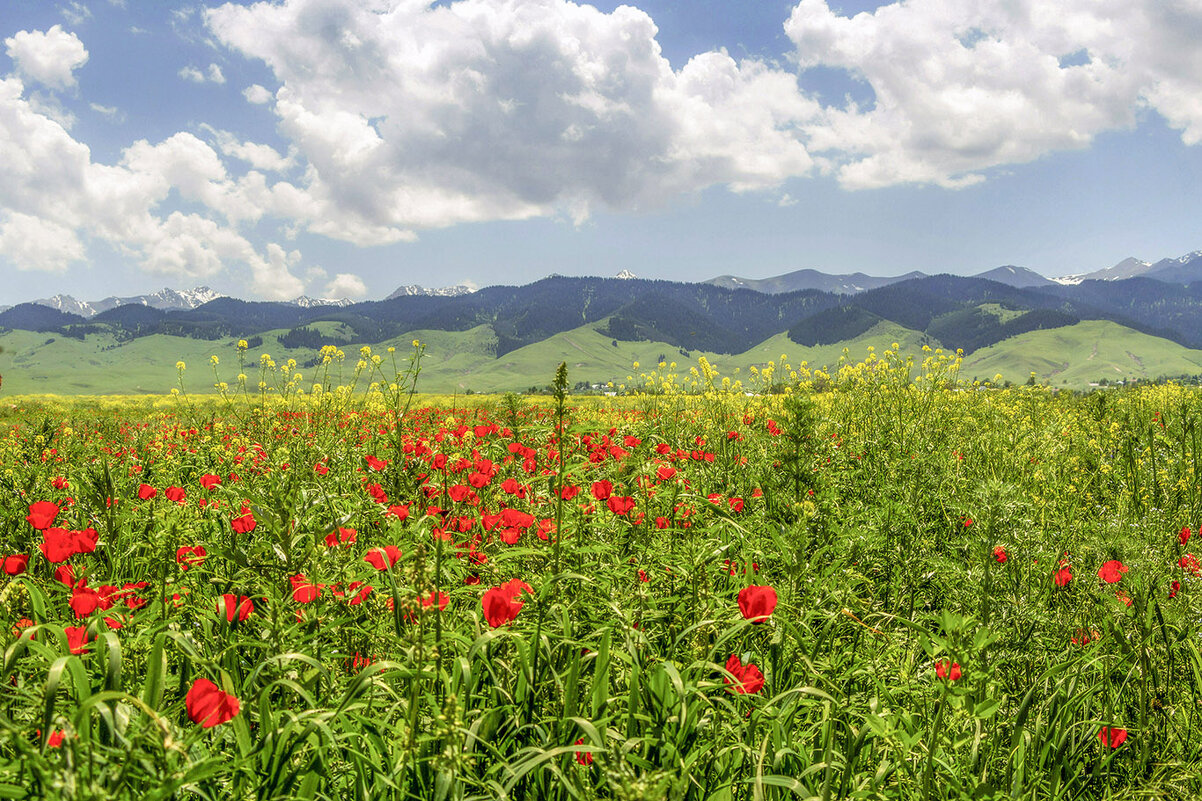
[614,269,637,280]
[386,283,478,299]
[289,296,354,308]
[974,265,1054,288]
[705,268,927,295]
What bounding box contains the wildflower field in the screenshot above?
[2,343,1202,800]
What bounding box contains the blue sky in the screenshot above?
[2,0,1201,305]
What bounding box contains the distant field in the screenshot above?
[3,317,1202,395]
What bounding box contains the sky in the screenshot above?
[2,0,1202,305]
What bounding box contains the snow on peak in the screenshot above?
[290,296,354,308]
[386,283,478,299]
[614,269,637,280]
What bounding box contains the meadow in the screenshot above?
[0,342,1200,799]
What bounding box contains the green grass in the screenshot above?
[962,319,1202,387]
[976,303,1026,323]
[5,317,1200,396]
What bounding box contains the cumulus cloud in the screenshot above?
[0,75,305,297]
[200,124,294,172]
[200,0,1202,207]
[785,0,1202,188]
[323,272,367,299]
[0,211,85,272]
[243,83,272,104]
[5,25,88,90]
[204,0,818,243]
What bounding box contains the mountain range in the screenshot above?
[6,252,1202,393]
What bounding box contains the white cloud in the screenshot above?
[785,0,1202,188]
[60,3,92,27]
[0,211,85,272]
[0,76,304,297]
[204,0,818,243]
[323,272,367,299]
[4,25,89,90]
[243,83,272,104]
[200,124,294,172]
[89,101,123,121]
[179,63,226,84]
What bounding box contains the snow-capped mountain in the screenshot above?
[36,294,98,317]
[1143,250,1202,284]
[34,287,226,318]
[289,296,354,308]
[614,270,638,280]
[385,283,477,299]
[1053,257,1154,285]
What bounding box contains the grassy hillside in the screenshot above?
[4,317,1196,396]
[962,320,1202,388]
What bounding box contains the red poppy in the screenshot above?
[165,486,186,503]
[290,574,323,603]
[41,527,95,564]
[230,511,256,534]
[69,582,109,618]
[64,626,90,655]
[52,477,69,490]
[186,678,240,728]
[606,496,635,516]
[199,474,222,490]
[737,585,778,622]
[1053,567,1073,587]
[218,594,254,622]
[656,465,676,481]
[324,527,358,547]
[448,484,476,503]
[482,579,532,627]
[993,546,1007,563]
[1170,580,1181,599]
[724,654,765,695]
[1098,726,1128,748]
[422,591,450,611]
[1097,560,1128,584]
[137,484,157,500]
[176,545,207,570]
[314,462,329,476]
[364,455,388,471]
[573,738,593,766]
[2,554,28,576]
[1181,526,1192,546]
[590,480,613,500]
[46,730,64,748]
[364,545,402,570]
[935,659,962,681]
[386,504,410,520]
[54,564,75,587]
[1180,553,1201,576]
[26,501,60,530]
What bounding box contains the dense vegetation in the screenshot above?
[0,344,1201,798]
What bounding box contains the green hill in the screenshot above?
[3,317,1197,396]
[962,320,1202,388]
